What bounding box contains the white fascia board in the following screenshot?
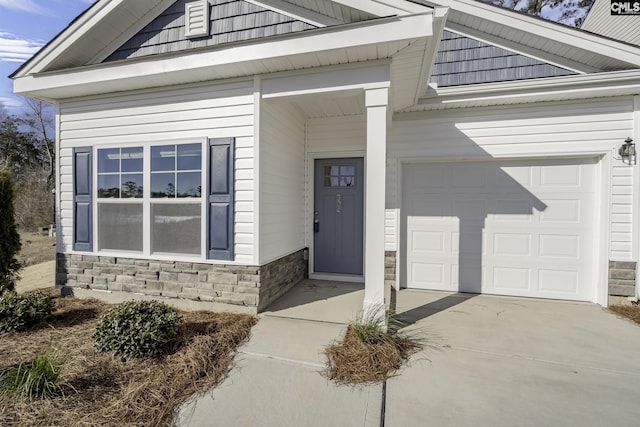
[14,13,433,101]
[243,0,342,26]
[413,6,448,105]
[415,69,640,109]
[332,0,429,16]
[262,62,390,98]
[434,0,640,68]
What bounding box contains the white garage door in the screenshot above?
[402,158,598,302]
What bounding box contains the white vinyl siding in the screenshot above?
[58,80,256,264]
[259,101,306,264]
[387,97,635,261]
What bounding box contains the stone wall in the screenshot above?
[608,260,637,298]
[56,249,308,312]
[385,251,397,288]
[258,249,309,311]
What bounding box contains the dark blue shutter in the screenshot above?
[73,147,92,252]
[208,138,234,260]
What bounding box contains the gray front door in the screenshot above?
[314,158,364,275]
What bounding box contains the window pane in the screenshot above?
[121,174,143,198]
[151,173,175,198]
[177,172,201,197]
[98,148,119,173]
[98,175,120,198]
[152,204,201,255]
[121,147,143,173]
[177,144,201,171]
[98,203,143,251]
[151,145,176,171]
[340,166,355,176]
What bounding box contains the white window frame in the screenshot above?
[93,138,208,261]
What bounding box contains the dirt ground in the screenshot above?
[18,231,56,267]
[14,231,57,294]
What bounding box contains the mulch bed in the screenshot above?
[610,304,640,325]
[324,325,421,385]
[0,290,256,426]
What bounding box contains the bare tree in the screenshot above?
[20,97,55,188]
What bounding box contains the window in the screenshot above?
[150,144,202,255]
[97,147,143,251]
[151,144,202,198]
[324,165,356,187]
[73,138,234,260]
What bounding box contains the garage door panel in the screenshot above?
[539,199,582,223]
[492,267,531,291]
[494,167,533,189]
[403,159,597,302]
[492,233,531,256]
[538,270,580,294]
[538,234,580,259]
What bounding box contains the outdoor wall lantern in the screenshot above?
[619,137,636,166]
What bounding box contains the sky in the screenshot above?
[0,0,94,112]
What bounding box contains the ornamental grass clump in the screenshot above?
[93,300,182,360]
[0,291,54,333]
[325,312,421,384]
[0,347,63,400]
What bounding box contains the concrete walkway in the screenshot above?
[178,281,640,427]
[178,280,381,427]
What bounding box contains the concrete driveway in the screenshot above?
[388,290,640,427]
[178,281,640,426]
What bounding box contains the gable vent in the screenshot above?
[185,0,209,38]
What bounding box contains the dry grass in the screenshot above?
[610,304,640,325]
[324,325,421,385]
[0,289,257,426]
[18,232,56,267]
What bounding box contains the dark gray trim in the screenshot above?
[208,137,235,261]
[73,147,92,252]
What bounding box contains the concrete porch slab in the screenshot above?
[262,279,364,324]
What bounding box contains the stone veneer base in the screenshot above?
[56,249,308,313]
[608,260,637,300]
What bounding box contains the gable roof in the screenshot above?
[421,0,640,72]
[104,0,318,62]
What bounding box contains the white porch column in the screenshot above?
[363,86,389,319]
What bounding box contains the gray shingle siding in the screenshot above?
[105,0,317,61]
[430,30,576,87]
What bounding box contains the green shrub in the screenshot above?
[0,291,54,333]
[93,300,182,359]
[352,313,387,346]
[0,347,63,399]
[0,166,21,295]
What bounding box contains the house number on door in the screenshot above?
[336,194,342,213]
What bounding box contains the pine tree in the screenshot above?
[0,166,22,294]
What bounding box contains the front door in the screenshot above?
[314,158,364,275]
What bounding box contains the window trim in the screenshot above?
[92,138,208,260]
